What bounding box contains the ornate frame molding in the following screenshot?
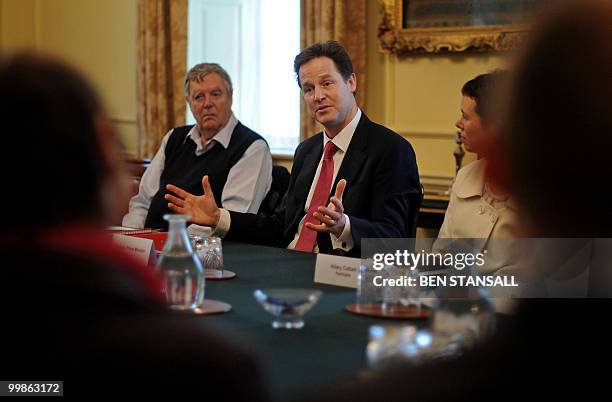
[378,0,526,55]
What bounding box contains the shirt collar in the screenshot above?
[323,108,361,153]
[455,158,486,199]
[455,159,517,210]
[185,113,238,152]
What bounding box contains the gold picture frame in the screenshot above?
[378,0,534,54]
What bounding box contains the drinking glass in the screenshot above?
[190,235,224,277]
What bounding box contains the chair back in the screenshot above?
[258,165,290,215]
[407,184,424,237]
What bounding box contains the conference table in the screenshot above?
[203,241,428,398]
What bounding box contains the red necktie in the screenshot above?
[294,141,337,252]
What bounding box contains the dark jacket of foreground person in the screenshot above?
[1,227,270,398]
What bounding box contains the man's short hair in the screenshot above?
[293,40,354,89]
[461,70,508,123]
[184,63,233,97]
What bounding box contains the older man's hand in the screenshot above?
[306,179,347,238]
[165,175,221,227]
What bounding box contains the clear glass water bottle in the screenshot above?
[156,214,205,311]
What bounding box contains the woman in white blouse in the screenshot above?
[434,71,521,277]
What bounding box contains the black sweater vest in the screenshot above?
[144,123,264,230]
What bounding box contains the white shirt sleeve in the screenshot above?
[219,139,273,213]
[209,208,232,238]
[121,130,173,228]
[331,214,354,251]
[187,224,213,237]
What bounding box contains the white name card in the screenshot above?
[112,234,157,266]
[314,253,360,288]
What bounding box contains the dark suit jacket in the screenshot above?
[226,113,420,256]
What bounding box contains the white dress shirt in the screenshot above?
[215,108,361,253]
[122,113,273,234]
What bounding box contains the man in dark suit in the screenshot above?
[165,41,420,256]
[291,2,612,401]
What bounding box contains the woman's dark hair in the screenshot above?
[0,53,106,230]
[462,70,508,123]
[293,40,354,89]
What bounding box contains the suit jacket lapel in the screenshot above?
[286,138,323,234]
[294,141,323,203]
[333,114,369,195]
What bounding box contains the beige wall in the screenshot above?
[0,0,138,154]
[364,0,507,192]
[0,0,508,179]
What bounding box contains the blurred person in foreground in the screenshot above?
[293,1,612,401]
[0,54,268,399]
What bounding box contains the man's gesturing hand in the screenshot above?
[306,179,347,237]
[165,175,221,227]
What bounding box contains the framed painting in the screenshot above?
[378,0,547,54]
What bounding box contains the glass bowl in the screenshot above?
[253,288,322,329]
